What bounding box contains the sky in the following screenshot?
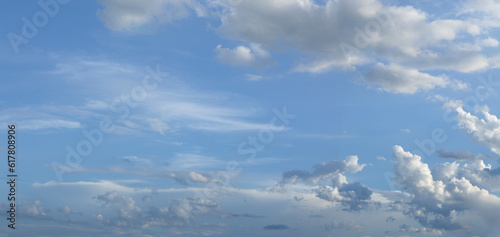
[1,0,500,236]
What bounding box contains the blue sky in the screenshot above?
[1,0,500,236]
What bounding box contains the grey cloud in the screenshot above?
[316,182,374,212]
[324,220,363,233]
[338,182,373,211]
[231,213,265,218]
[437,149,481,161]
[263,224,289,230]
[280,155,365,185]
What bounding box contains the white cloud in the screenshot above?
[480,37,500,47]
[243,74,263,81]
[215,44,274,67]
[44,58,288,133]
[400,128,411,133]
[92,0,500,94]
[363,63,449,94]
[392,145,500,231]
[143,117,169,135]
[93,0,500,93]
[453,105,500,155]
[461,0,500,27]
[20,119,82,130]
[212,0,499,92]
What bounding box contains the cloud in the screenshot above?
[96,0,206,31]
[363,63,450,94]
[94,191,220,228]
[45,57,288,133]
[480,37,500,47]
[399,224,443,235]
[215,0,497,79]
[95,191,142,224]
[437,149,481,161]
[392,145,500,231]
[461,0,500,26]
[20,200,49,219]
[0,107,87,132]
[324,220,363,233]
[20,119,82,130]
[262,224,289,230]
[315,182,373,212]
[454,105,500,155]
[243,74,264,81]
[274,155,375,211]
[280,155,366,185]
[58,206,72,214]
[215,44,274,67]
[94,0,500,93]
[231,213,265,218]
[400,128,411,133]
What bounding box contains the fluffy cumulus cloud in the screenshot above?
[454,105,500,155]
[214,0,497,91]
[392,145,500,231]
[93,0,500,93]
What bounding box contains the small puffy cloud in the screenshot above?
[363,63,449,94]
[167,171,214,185]
[215,44,274,67]
[58,206,71,214]
[187,172,209,183]
[243,74,264,81]
[400,128,411,133]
